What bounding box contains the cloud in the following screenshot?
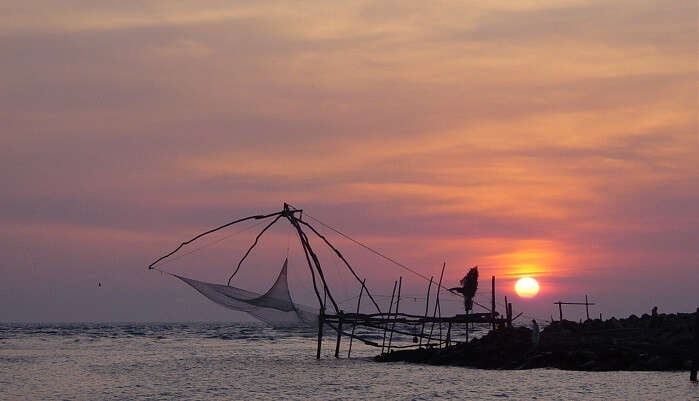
[0,0,696,321]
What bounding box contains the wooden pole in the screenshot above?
[387,277,402,353]
[504,295,510,327]
[419,276,433,348]
[381,280,397,354]
[507,302,513,328]
[504,296,508,328]
[465,319,469,342]
[323,285,327,310]
[449,322,453,347]
[317,307,324,359]
[427,263,446,346]
[347,279,366,358]
[428,262,446,347]
[288,217,340,313]
[335,310,344,358]
[437,296,443,348]
[491,276,496,330]
[558,301,563,321]
[585,295,590,320]
[691,307,698,382]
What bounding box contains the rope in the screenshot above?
[300,212,491,312]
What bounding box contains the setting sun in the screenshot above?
[514,277,540,298]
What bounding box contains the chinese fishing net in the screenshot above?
[162,259,318,327]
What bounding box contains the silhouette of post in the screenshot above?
[427,263,446,347]
[419,276,433,348]
[446,321,452,347]
[691,307,698,382]
[491,276,496,330]
[381,281,397,354]
[335,310,343,358]
[558,301,563,321]
[347,279,365,358]
[388,277,402,353]
[317,307,324,359]
[585,295,590,320]
[507,302,513,328]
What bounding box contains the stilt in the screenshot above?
[317,307,324,359]
[437,294,443,348]
[427,263,445,347]
[428,262,446,347]
[348,279,366,358]
[504,296,509,328]
[418,276,433,348]
[507,302,513,328]
[335,310,343,358]
[387,277,402,353]
[691,307,698,382]
[446,321,452,347]
[558,301,563,321]
[585,295,590,320]
[491,276,496,330]
[381,281,397,354]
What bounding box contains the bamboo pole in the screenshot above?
[381,281,398,354]
[691,307,698,382]
[228,214,284,285]
[387,276,402,353]
[558,301,563,321]
[323,285,327,310]
[296,225,339,313]
[446,321,452,347]
[317,307,324,359]
[335,310,344,358]
[149,211,283,270]
[296,219,383,313]
[585,295,590,320]
[507,302,513,328]
[504,296,509,328]
[427,262,446,347]
[437,291,443,348]
[288,216,332,311]
[491,276,496,330]
[418,276,433,348]
[347,278,366,358]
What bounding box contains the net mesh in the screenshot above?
[173,259,318,327]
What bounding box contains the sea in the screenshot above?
[0,323,696,400]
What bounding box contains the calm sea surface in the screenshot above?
[0,323,696,400]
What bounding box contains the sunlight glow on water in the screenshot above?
[0,323,695,400]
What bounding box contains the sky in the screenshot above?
[1,0,697,323]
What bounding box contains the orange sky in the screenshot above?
[0,0,696,322]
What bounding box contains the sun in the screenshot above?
[514,277,540,298]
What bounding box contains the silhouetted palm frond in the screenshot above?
[460,266,478,312]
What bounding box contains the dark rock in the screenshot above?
[374,311,697,372]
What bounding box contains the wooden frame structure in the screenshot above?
[554,295,595,321]
[149,203,513,359]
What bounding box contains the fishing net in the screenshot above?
[171,259,318,327]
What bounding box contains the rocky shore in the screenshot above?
[375,312,697,371]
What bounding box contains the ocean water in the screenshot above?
[0,323,696,400]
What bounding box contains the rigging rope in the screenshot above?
[299,211,491,312]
